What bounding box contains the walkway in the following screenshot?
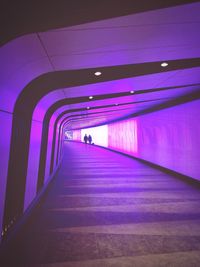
[1,142,200,267]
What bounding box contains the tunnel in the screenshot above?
[1,1,200,266]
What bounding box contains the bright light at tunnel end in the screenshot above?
[81,125,108,147]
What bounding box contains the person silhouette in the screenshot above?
[88,134,92,144]
[84,134,88,144]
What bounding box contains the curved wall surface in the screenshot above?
[134,99,200,180]
[74,99,200,181]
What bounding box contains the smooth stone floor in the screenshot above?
[1,142,200,267]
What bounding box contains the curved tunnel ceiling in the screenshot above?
[1,1,200,131]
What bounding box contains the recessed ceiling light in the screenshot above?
[89,96,93,100]
[94,71,102,76]
[86,107,90,109]
[130,90,135,94]
[161,62,168,67]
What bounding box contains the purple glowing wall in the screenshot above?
[76,120,137,153]
[134,99,200,180]
[108,120,138,154]
[109,99,200,180]
[78,99,200,181]
[72,130,81,141]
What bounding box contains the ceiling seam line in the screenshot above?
[49,21,200,33]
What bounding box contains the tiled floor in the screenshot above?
[1,142,200,266]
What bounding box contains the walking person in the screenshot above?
[84,134,88,144]
[88,134,92,144]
